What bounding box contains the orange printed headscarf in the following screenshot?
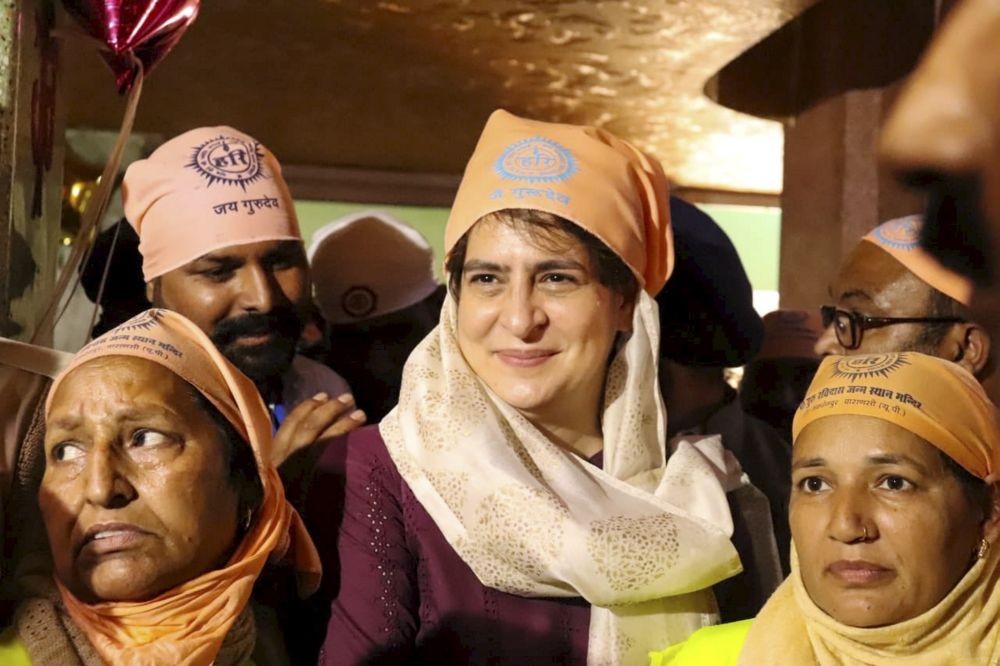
[44,309,321,665]
[862,215,974,306]
[793,352,1000,479]
[445,109,673,295]
[123,126,301,281]
[743,352,1000,665]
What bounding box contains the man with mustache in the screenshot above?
[123,126,364,469]
[879,0,1000,343]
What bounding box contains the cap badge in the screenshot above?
[832,353,911,382]
[187,135,265,190]
[495,136,576,184]
[872,216,922,251]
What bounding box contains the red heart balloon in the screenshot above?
[62,0,200,93]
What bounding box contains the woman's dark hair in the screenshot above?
[189,390,265,529]
[446,209,639,303]
[941,450,993,516]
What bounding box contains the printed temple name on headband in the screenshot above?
[77,310,185,361]
[800,353,925,414]
[800,385,923,411]
[212,197,281,216]
[489,187,571,205]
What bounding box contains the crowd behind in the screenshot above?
[1,3,999,663]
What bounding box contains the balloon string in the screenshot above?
[31,59,145,345]
[85,218,123,341]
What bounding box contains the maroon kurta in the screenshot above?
[319,425,592,664]
[315,425,776,664]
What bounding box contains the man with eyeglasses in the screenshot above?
[815,216,992,383]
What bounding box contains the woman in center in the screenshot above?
[322,110,743,664]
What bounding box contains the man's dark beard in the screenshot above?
[210,308,304,395]
[921,175,994,287]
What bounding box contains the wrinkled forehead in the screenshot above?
[48,355,195,417]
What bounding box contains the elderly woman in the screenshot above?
[651,351,1000,665]
[320,110,745,665]
[0,309,320,665]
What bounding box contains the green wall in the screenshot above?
[294,200,781,291]
[702,204,780,293]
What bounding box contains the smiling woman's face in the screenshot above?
[455,218,633,427]
[791,415,987,627]
[41,356,240,603]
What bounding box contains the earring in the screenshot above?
[242,507,254,531]
[977,538,991,560]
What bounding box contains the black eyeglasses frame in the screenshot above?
[819,305,965,350]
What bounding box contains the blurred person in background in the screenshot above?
[880,0,1000,348]
[741,309,824,442]
[78,219,150,338]
[657,196,790,578]
[308,211,445,422]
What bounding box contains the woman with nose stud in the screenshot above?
[652,351,1000,665]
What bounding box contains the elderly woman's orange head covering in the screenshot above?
[793,352,1000,479]
[445,109,674,295]
[45,308,321,666]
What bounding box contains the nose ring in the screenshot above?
[862,526,869,541]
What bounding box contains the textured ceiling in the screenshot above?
[62,0,815,194]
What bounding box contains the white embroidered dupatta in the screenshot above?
[380,292,741,664]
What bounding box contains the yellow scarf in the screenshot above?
[741,546,1000,665]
